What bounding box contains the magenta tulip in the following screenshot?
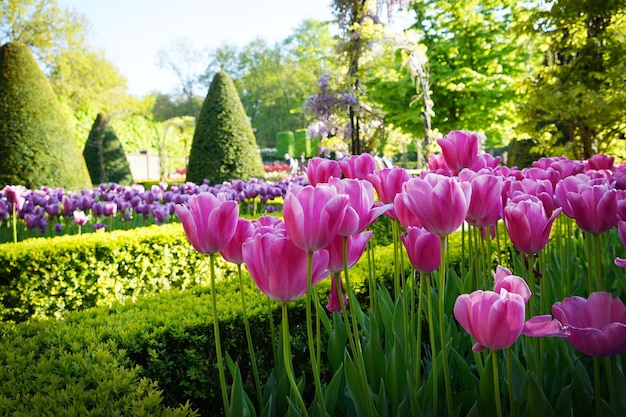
[437,130,480,173]
[220,218,255,264]
[401,226,441,274]
[4,185,26,211]
[427,153,451,173]
[402,173,471,236]
[564,182,617,234]
[454,289,527,352]
[367,166,411,205]
[492,265,531,303]
[463,172,503,228]
[327,272,348,313]
[283,184,349,253]
[175,192,239,254]
[243,232,330,303]
[393,192,423,230]
[585,154,614,172]
[339,153,378,180]
[329,178,389,236]
[324,231,372,273]
[503,194,562,255]
[305,157,342,186]
[552,292,626,357]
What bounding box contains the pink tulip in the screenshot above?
[507,178,556,215]
[175,192,239,254]
[73,210,90,226]
[305,157,342,186]
[427,153,451,173]
[329,178,389,236]
[585,154,615,172]
[492,265,531,303]
[503,194,562,255]
[401,226,441,274]
[324,231,372,273]
[326,272,348,313]
[220,218,254,264]
[283,184,349,253]
[533,156,585,179]
[437,130,480,173]
[366,166,411,205]
[454,289,527,352]
[402,174,471,236]
[463,172,503,228]
[552,292,626,357]
[339,153,378,180]
[243,232,330,303]
[564,182,617,234]
[4,185,26,211]
[393,192,423,230]
[470,153,501,171]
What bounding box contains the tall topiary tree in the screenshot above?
[0,41,91,190]
[83,113,133,186]
[186,71,265,184]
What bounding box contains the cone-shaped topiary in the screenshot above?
[0,41,91,190]
[186,71,265,184]
[83,113,133,186]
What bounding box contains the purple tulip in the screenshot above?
[175,192,239,255]
[552,292,626,357]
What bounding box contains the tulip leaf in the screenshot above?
[344,351,379,417]
[363,316,385,394]
[385,339,407,412]
[477,351,496,416]
[327,312,348,372]
[523,374,554,417]
[324,364,345,414]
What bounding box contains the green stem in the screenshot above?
[416,271,424,388]
[306,252,326,414]
[237,264,263,407]
[594,356,601,417]
[282,303,309,416]
[426,273,438,417]
[439,235,453,417]
[605,356,615,412]
[392,220,401,300]
[492,350,503,417]
[506,347,516,417]
[12,204,17,243]
[592,233,603,292]
[209,253,229,415]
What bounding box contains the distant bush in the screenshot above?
[186,71,265,184]
[0,41,91,191]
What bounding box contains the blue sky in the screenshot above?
[57,0,335,97]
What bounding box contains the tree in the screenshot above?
[83,113,133,186]
[157,37,206,100]
[0,41,91,190]
[519,0,626,160]
[186,71,265,184]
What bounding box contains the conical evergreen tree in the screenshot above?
[186,71,265,184]
[83,113,133,186]
[0,41,91,190]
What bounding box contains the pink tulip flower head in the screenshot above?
[393,192,423,230]
[339,153,378,180]
[563,181,617,234]
[243,232,330,303]
[4,185,26,212]
[324,231,373,273]
[220,218,255,264]
[73,210,90,226]
[585,154,615,173]
[470,153,501,171]
[175,192,239,254]
[508,178,556,215]
[552,292,626,357]
[401,226,441,274]
[366,166,411,205]
[503,194,562,255]
[492,265,531,303]
[427,153,451,173]
[305,157,342,186]
[454,289,527,352]
[329,177,390,236]
[463,172,503,228]
[437,130,480,173]
[402,173,472,236]
[283,184,349,253]
[327,272,348,313]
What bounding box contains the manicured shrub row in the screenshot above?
[0,223,237,322]
[0,239,419,416]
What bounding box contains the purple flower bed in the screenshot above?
[0,176,308,243]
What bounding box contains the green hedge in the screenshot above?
[0,223,236,323]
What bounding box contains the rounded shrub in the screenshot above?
[0,41,91,190]
[186,71,265,185]
[83,113,133,186]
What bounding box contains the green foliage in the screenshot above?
[0,223,237,323]
[276,131,295,157]
[0,41,91,190]
[507,138,544,168]
[518,0,626,160]
[186,71,265,185]
[294,128,310,158]
[83,113,133,186]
